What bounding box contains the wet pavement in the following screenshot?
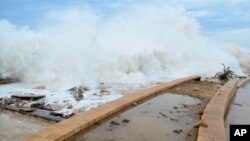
[0,110,52,141]
[225,83,250,140]
[69,93,201,141]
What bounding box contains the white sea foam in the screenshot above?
[0,5,249,89]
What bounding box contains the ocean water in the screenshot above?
[0,5,249,89]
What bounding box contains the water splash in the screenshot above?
[0,5,248,89]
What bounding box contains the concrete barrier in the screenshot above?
[197,79,238,141]
[23,75,200,141]
[237,77,250,88]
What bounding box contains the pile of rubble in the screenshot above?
[0,85,113,121]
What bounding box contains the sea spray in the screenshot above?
[0,5,248,89]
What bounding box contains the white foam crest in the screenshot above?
[0,5,247,89]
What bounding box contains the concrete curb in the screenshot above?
[197,79,238,141]
[237,77,250,88]
[23,75,200,141]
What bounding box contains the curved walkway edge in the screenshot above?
[197,79,238,141]
[237,77,250,88]
[23,75,200,141]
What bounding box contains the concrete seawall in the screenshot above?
[197,79,238,141]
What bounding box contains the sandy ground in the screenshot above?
[164,80,222,100]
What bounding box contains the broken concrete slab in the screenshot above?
[45,103,67,111]
[11,93,46,100]
[69,87,85,101]
[30,102,45,109]
[19,107,35,112]
[99,89,110,96]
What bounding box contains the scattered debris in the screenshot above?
[110,121,120,126]
[30,102,45,109]
[67,104,73,109]
[187,132,192,136]
[46,103,67,111]
[68,86,89,92]
[173,106,178,109]
[50,111,63,117]
[100,89,109,93]
[182,104,188,108]
[63,99,69,103]
[0,86,88,121]
[159,112,168,118]
[170,118,178,122]
[69,86,88,101]
[198,110,203,115]
[1,98,8,105]
[99,89,110,96]
[194,119,208,128]
[122,119,130,123]
[173,129,182,134]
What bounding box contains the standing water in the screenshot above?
[0,110,52,141]
[225,83,250,140]
[69,93,201,141]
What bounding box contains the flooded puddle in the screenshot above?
[69,93,201,141]
[0,110,52,141]
[225,83,250,140]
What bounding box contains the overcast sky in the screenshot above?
[0,0,249,47]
